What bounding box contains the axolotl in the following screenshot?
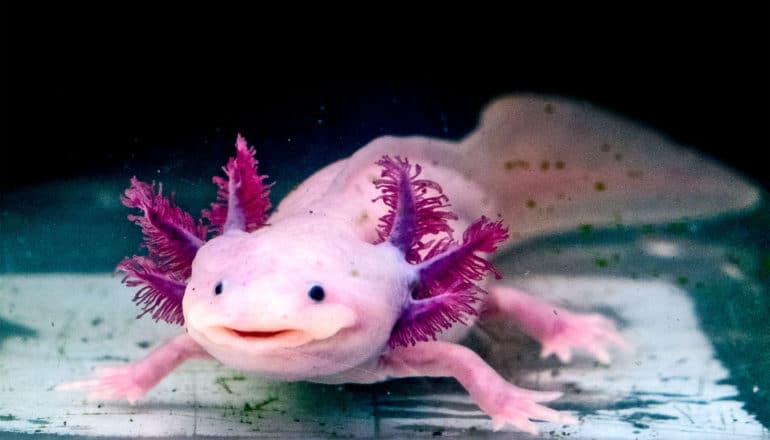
[60,95,759,434]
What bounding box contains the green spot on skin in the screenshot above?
[594,257,609,268]
[0,414,19,421]
[578,224,593,235]
[594,181,606,191]
[676,276,689,285]
[504,159,530,170]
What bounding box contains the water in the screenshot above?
[1,93,768,438]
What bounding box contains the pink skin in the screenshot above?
[57,333,210,404]
[484,286,630,364]
[58,96,758,434]
[381,342,576,435]
[181,221,409,380]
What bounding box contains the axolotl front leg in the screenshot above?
[379,341,576,434]
[376,286,626,435]
[358,288,622,435]
[57,333,210,403]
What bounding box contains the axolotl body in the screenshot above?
[60,95,759,434]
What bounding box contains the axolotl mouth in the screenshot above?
[183,304,366,377]
[230,328,295,339]
[184,302,359,357]
[207,326,316,349]
[193,304,359,351]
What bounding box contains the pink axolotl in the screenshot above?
[59,95,758,434]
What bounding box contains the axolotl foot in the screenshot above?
[538,310,628,364]
[479,384,577,434]
[383,341,578,434]
[57,334,210,404]
[56,365,154,404]
[485,285,631,364]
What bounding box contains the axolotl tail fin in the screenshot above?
[457,95,760,243]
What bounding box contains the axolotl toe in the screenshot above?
[59,95,759,434]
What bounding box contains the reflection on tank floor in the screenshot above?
[0,265,766,437]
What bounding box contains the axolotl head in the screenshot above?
[183,218,410,380]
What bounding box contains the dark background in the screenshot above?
[2,7,769,193]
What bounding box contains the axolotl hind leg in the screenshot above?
[483,285,630,364]
[57,333,210,403]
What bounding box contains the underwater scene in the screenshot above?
[1,80,769,439]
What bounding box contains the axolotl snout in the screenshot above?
[60,95,759,434]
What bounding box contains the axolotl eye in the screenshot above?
[308,285,325,302]
[214,281,223,295]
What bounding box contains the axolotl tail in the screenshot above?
[317,95,760,248]
[457,95,760,244]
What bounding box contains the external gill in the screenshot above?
[372,156,509,347]
[118,135,272,325]
[202,133,272,235]
[373,156,457,264]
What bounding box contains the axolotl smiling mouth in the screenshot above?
[207,324,334,347]
[207,326,313,349]
[229,328,295,339]
[185,299,360,356]
[183,303,362,377]
[216,327,306,345]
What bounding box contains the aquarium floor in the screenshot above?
[0,274,766,439]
